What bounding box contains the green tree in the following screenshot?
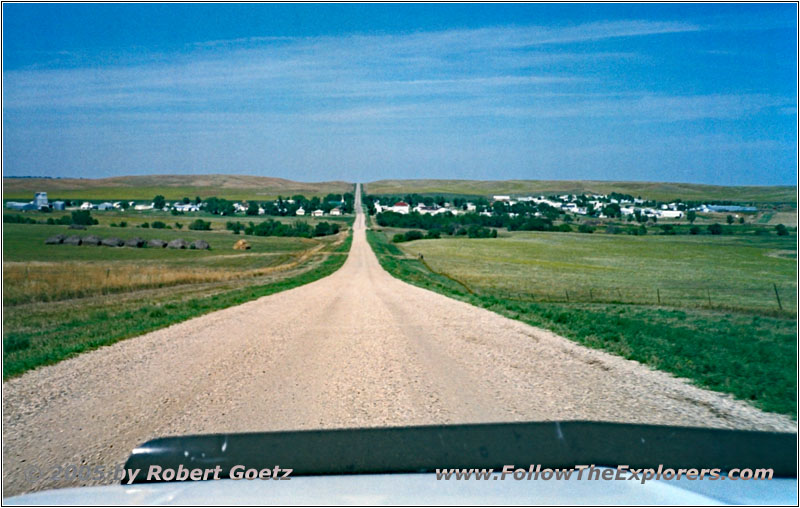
[708,223,723,235]
[189,219,212,231]
[70,210,97,226]
[246,202,260,216]
[775,224,789,236]
[726,215,734,225]
[153,195,166,209]
[686,210,697,223]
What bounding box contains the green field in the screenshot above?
[367,228,797,417]
[4,174,355,201]
[3,216,352,378]
[366,179,797,204]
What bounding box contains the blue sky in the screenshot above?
[2,3,797,185]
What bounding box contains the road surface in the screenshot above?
[3,184,794,496]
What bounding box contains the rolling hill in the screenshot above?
[364,179,797,204]
[3,175,355,201]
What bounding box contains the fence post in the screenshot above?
[589,288,593,302]
[706,289,711,306]
[773,283,783,310]
[657,288,661,305]
[565,289,570,303]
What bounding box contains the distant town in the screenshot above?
[6,190,757,222]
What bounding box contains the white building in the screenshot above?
[389,201,411,214]
[311,209,324,217]
[295,207,306,216]
[80,202,93,210]
[492,195,511,202]
[173,203,200,212]
[330,208,342,216]
[33,192,48,209]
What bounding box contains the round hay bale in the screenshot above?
[63,235,82,246]
[233,239,251,250]
[125,237,146,248]
[82,235,101,246]
[190,239,210,250]
[147,239,167,248]
[101,237,124,247]
[167,238,189,249]
[45,234,66,245]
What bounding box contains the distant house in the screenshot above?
[390,201,410,214]
[492,195,511,202]
[311,209,324,217]
[295,207,306,216]
[134,204,153,211]
[97,202,114,211]
[80,202,94,210]
[52,201,66,211]
[657,210,684,219]
[173,203,200,212]
[330,208,342,216]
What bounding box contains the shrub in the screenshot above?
[392,233,405,243]
[426,229,441,239]
[467,225,495,238]
[71,210,98,226]
[140,222,150,228]
[578,223,595,234]
[226,221,244,234]
[175,222,184,230]
[314,221,341,237]
[708,223,723,235]
[119,221,127,228]
[151,221,167,229]
[775,224,789,236]
[689,226,701,235]
[557,224,572,232]
[188,219,211,231]
[404,230,424,241]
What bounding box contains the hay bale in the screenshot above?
[190,240,210,250]
[167,238,189,249]
[101,237,124,247]
[45,234,66,245]
[233,239,251,250]
[82,235,101,246]
[63,235,82,246]
[125,237,145,248]
[148,239,167,248]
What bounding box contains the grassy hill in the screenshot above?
[365,179,797,204]
[4,175,354,201]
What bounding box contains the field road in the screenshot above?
[3,184,795,496]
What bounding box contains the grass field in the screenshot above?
[4,174,355,201]
[3,217,352,378]
[366,179,797,204]
[367,228,797,417]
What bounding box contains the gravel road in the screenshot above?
[3,185,795,496]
